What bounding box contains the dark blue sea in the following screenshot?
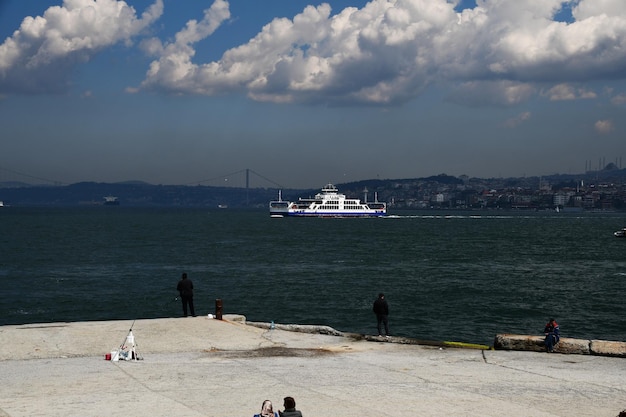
[2,207,626,346]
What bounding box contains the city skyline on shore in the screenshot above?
[2,161,625,192]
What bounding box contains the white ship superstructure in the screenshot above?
[269,184,386,217]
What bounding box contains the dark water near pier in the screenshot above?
[1,207,626,345]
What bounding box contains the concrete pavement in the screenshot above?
[0,316,625,417]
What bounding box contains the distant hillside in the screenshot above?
[1,168,626,208]
[0,181,294,208]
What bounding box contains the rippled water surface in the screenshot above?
[2,207,626,345]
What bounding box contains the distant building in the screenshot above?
[553,193,569,207]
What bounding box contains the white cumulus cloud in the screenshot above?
[594,119,614,134]
[139,0,231,94]
[446,81,536,107]
[139,0,626,106]
[610,93,626,105]
[502,111,531,128]
[0,0,163,94]
[543,83,597,101]
[4,0,626,106]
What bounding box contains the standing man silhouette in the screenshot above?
[177,272,196,317]
[373,292,389,337]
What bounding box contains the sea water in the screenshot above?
[1,207,626,345]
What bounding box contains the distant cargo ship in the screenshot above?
[103,196,120,206]
[269,183,386,217]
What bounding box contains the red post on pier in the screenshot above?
[215,298,223,320]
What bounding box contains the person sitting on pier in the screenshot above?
[279,396,302,417]
[543,318,560,352]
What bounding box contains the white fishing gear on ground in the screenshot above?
[109,328,141,361]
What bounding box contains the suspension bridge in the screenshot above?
[188,169,283,189]
[0,166,284,190]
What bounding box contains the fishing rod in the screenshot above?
[162,296,179,316]
[116,319,140,360]
[118,319,135,351]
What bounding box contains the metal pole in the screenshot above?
[215,299,223,320]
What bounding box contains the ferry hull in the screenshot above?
[270,209,386,218]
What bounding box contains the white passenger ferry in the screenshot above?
[269,183,386,217]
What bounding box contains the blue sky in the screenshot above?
[1,0,625,188]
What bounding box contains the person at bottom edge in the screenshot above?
[279,396,303,417]
[254,399,279,417]
[543,317,560,352]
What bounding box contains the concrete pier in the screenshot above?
[494,333,626,357]
[0,317,625,417]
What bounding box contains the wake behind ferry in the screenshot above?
[269,183,386,217]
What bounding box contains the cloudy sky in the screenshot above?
[1,0,625,188]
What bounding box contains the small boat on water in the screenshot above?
[103,196,120,206]
[614,228,626,237]
[269,183,386,217]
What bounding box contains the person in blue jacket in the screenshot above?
[544,318,560,352]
